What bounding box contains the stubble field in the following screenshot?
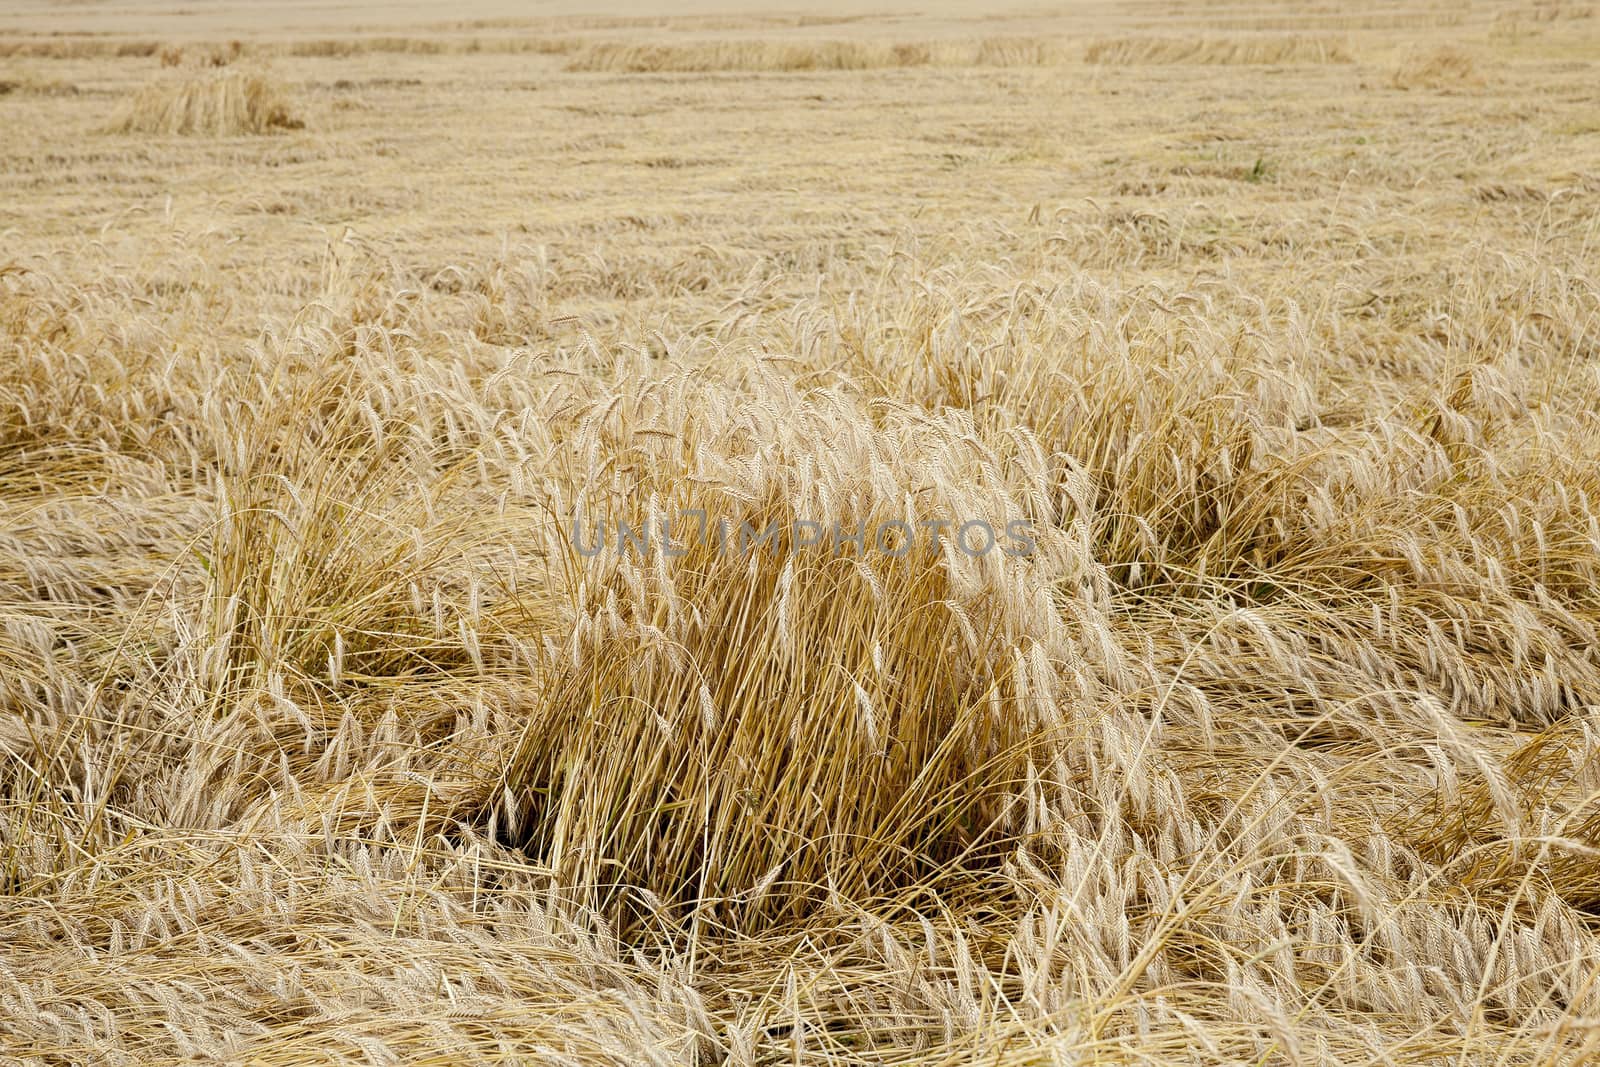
[3,0,1600,1063]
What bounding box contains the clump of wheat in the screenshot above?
[0,37,161,58]
[565,37,1071,73]
[159,39,244,68]
[106,68,303,136]
[493,374,1069,930]
[0,76,77,96]
[1388,43,1486,90]
[1084,34,1353,65]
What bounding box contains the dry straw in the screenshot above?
[1388,43,1487,89]
[1084,34,1353,65]
[106,68,303,136]
[565,36,1071,73]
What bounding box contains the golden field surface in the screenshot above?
[3,0,1600,1063]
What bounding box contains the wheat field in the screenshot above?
[2,0,1600,1063]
